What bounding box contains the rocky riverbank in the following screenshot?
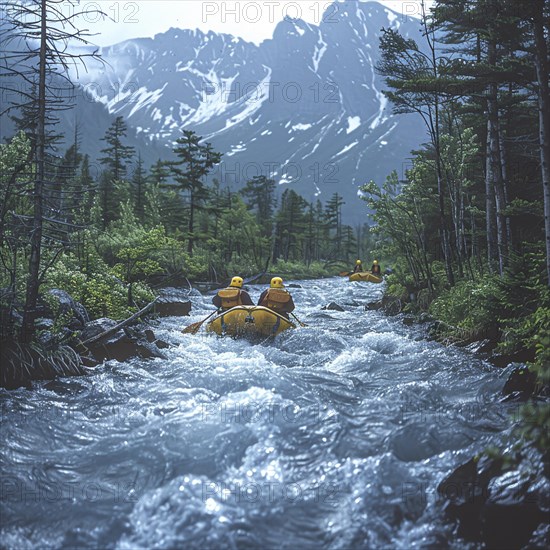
[0,287,192,390]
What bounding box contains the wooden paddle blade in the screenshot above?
[339,271,351,276]
[182,321,202,334]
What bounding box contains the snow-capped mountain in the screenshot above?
[79,2,425,221]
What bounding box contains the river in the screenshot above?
[0,277,515,549]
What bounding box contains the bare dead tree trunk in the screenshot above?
[21,0,47,342]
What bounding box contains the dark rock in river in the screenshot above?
[481,470,546,549]
[80,318,118,341]
[489,348,536,368]
[463,339,496,355]
[438,455,547,548]
[154,287,192,317]
[438,456,501,541]
[81,318,168,362]
[365,296,402,315]
[502,365,538,398]
[322,302,345,312]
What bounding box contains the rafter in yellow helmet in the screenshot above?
[270,277,284,288]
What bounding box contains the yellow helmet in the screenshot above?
[356,259,362,265]
[270,277,284,289]
[373,260,378,265]
[229,276,243,288]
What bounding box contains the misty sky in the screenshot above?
[78,0,432,46]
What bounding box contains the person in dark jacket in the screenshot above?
[212,276,253,311]
[370,260,382,276]
[353,259,363,273]
[257,277,295,319]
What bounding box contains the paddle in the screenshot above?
[182,310,217,334]
[290,312,308,327]
[339,271,351,276]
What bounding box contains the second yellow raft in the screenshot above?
[349,272,383,283]
[206,306,296,337]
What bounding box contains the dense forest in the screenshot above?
[0,0,548,403]
[361,0,550,448]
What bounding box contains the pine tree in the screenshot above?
[273,189,307,262]
[99,116,135,181]
[149,158,170,186]
[240,175,277,237]
[132,153,147,223]
[530,0,550,285]
[170,130,222,255]
[324,193,345,259]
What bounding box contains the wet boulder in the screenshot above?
[463,339,496,355]
[366,296,402,315]
[80,318,167,363]
[288,283,302,288]
[502,365,538,398]
[154,287,192,317]
[437,456,501,541]
[489,348,536,368]
[481,470,546,549]
[438,455,547,547]
[46,289,90,330]
[322,302,345,312]
[80,318,118,342]
[132,327,170,350]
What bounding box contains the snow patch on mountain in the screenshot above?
[127,84,167,118]
[292,123,313,131]
[346,116,361,134]
[385,8,400,29]
[312,32,328,72]
[335,141,358,157]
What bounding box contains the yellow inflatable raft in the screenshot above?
[206,306,296,337]
[349,272,383,283]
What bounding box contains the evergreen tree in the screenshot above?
[99,116,135,181]
[324,193,345,259]
[170,130,222,255]
[149,158,170,186]
[273,189,308,262]
[131,153,147,223]
[240,176,277,237]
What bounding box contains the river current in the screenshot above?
[1,278,516,549]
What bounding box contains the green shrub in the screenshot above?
[429,276,500,332]
[44,252,154,320]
